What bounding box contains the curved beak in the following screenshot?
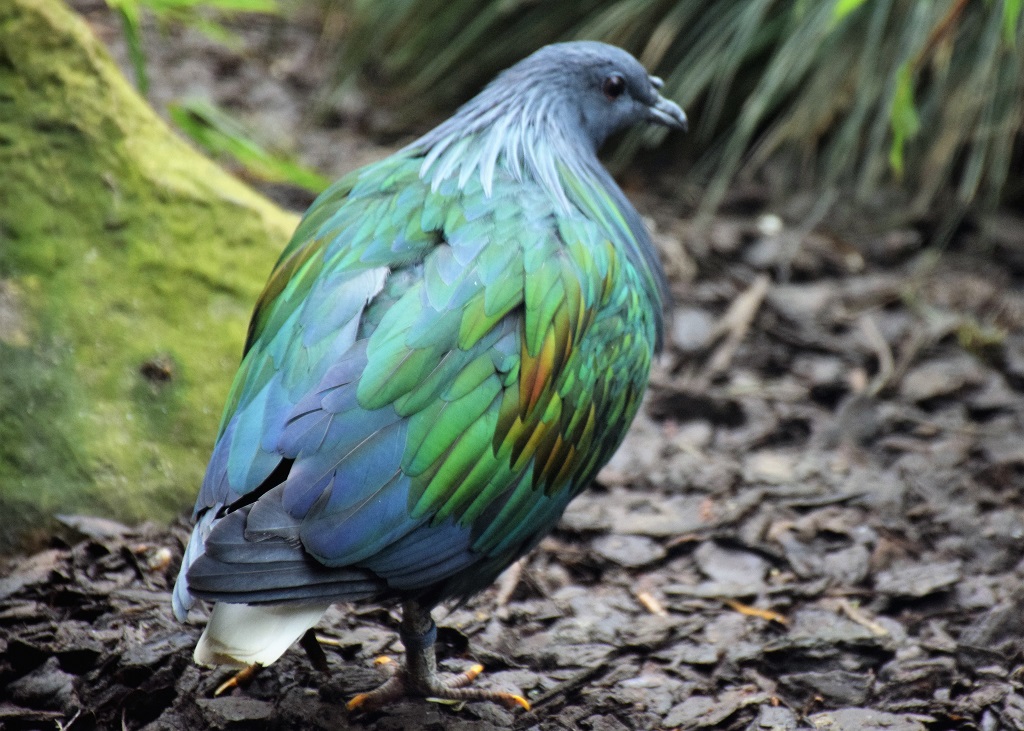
[648,94,688,132]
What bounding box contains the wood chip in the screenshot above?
[634,590,668,617]
[724,599,788,626]
[835,599,888,637]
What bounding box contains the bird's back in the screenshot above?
[173,150,662,615]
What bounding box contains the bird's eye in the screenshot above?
[602,74,626,100]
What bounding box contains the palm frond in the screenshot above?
[333,0,1024,222]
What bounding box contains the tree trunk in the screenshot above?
[0,0,300,551]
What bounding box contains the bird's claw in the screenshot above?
[460,663,484,685]
[493,691,531,711]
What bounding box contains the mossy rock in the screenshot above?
[0,0,300,551]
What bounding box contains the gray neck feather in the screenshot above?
[405,66,671,348]
[410,81,598,212]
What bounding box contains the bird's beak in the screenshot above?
[647,95,688,132]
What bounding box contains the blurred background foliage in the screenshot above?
[169,99,331,193]
[105,0,278,93]
[102,0,331,191]
[109,0,1024,226]
[330,0,1024,227]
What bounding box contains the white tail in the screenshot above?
[194,602,331,667]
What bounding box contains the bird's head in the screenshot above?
[416,41,687,205]
[494,41,688,151]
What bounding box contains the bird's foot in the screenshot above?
[347,603,529,712]
[346,657,528,712]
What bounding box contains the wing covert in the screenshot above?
[184,168,658,607]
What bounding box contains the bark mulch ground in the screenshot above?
[4,6,1024,730]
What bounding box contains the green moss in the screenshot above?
[0,0,300,550]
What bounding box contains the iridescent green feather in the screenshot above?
[203,143,660,588]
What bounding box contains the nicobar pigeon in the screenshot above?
[173,40,687,710]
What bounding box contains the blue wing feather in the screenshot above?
[177,146,664,613]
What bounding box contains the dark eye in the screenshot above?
[602,74,626,100]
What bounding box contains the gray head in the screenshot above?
[416,41,687,206]
[496,41,688,150]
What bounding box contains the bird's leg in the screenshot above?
[346,600,529,712]
[298,628,331,674]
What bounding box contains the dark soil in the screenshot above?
[4,5,1024,730]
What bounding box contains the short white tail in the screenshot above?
[194,602,331,667]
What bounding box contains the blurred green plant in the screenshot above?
[335,0,1024,222]
[169,99,331,193]
[105,0,278,94]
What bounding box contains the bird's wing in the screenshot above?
[178,164,652,610]
[194,157,440,509]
